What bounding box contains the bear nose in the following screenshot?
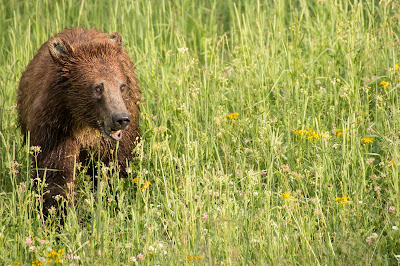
[112,113,131,129]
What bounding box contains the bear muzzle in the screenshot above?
[103,112,131,141]
[112,113,131,129]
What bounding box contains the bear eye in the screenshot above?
[94,85,103,94]
[120,84,126,92]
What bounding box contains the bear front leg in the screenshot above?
[34,138,79,221]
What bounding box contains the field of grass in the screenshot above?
[1,0,400,264]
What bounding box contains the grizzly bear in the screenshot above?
[17,28,141,219]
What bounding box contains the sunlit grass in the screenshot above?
[1,0,400,264]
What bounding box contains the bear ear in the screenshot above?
[48,37,73,64]
[109,32,123,48]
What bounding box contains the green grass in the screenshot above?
[1,0,400,264]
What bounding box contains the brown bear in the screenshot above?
[17,28,141,218]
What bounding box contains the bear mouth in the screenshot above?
[104,125,123,141]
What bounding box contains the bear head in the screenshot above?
[47,32,134,141]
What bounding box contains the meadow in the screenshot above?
[0,0,400,264]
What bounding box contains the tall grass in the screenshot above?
[1,0,399,264]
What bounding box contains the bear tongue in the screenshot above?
[111,130,122,141]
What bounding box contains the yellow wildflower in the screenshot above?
[333,129,342,137]
[281,192,294,199]
[395,64,400,70]
[132,177,140,184]
[294,128,331,140]
[294,129,308,135]
[189,255,204,261]
[57,249,64,255]
[380,81,389,87]
[387,160,400,166]
[307,132,319,140]
[335,196,351,204]
[141,180,152,191]
[11,262,20,266]
[307,129,317,135]
[32,260,42,266]
[361,137,373,144]
[47,250,58,258]
[55,258,62,264]
[228,112,239,120]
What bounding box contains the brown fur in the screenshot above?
[17,28,141,218]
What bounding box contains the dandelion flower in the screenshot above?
[189,255,204,261]
[141,180,152,191]
[334,196,351,204]
[294,128,329,140]
[281,192,294,199]
[380,81,389,87]
[228,112,239,120]
[361,137,373,144]
[334,128,343,137]
[294,129,310,136]
[395,64,400,70]
[32,260,42,266]
[307,133,319,140]
[47,250,58,259]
